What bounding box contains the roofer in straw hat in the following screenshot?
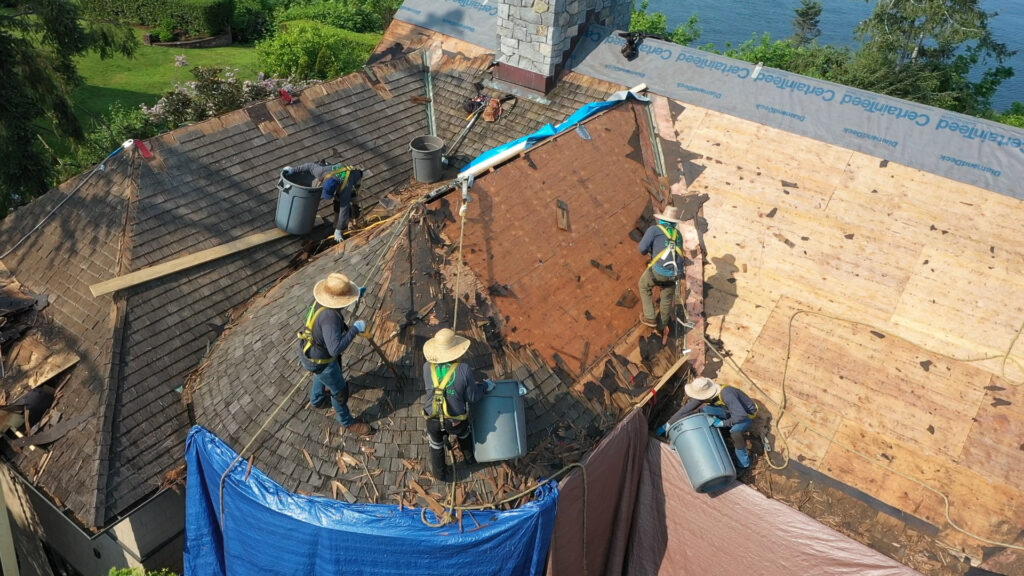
[421,328,495,482]
[298,272,373,437]
[638,204,687,330]
[659,377,758,468]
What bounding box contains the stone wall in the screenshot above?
[496,0,631,78]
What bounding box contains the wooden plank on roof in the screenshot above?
[89,228,290,297]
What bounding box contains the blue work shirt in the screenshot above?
[639,223,684,277]
[670,386,757,427]
[292,162,361,231]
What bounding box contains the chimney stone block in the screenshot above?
[533,0,549,13]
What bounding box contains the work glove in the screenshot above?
[283,166,293,175]
[353,320,367,334]
[334,230,344,243]
[484,379,496,392]
[711,417,725,428]
[655,424,668,437]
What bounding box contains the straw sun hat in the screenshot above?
[653,205,685,224]
[313,273,360,309]
[684,377,721,401]
[423,328,471,364]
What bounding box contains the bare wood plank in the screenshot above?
[89,228,290,297]
[27,352,78,389]
[631,353,690,408]
[555,199,570,231]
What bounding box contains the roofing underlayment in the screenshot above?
[1,6,1022,575]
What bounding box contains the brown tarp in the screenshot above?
[547,409,650,576]
[548,409,921,575]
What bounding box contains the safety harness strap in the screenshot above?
[647,224,685,271]
[297,304,336,364]
[712,385,758,419]
[429,363,466,421]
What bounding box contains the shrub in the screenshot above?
[275,1,384,34]
[81,0,232,36]
[233,0,275,42]
[154,18,177,42]
[256,20,379,81]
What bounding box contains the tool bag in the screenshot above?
[296,303,347,373]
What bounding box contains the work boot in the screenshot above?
[429,447,451,482]
[734,448,751,469]
[343,422,374,437]
[457,435,476,465]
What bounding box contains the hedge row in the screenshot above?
[82,0,233,37]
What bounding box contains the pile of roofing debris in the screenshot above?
[0,266,79,468]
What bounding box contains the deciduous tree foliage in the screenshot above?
[0,0,136,216]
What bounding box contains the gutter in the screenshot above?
[1,461,172,542]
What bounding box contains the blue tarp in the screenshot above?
[184,426,558,576]
[462,89,649,173]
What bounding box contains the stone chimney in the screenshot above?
[495,0,632,93]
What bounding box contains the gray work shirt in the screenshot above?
[421,362,485,419]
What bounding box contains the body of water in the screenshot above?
[648,0,1024,111]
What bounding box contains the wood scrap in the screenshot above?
[332,480,357,503]
[336,451,349,474]
[409,480,444,517]
[301,448,315,470]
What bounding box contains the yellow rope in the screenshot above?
[218,372,310,525]
[705,309,1024,551]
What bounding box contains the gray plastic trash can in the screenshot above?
[275,169,322,235]
[410,135,445,183]
[471,380,528,462]
[668,412,736,493]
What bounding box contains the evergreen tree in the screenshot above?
[791,0,822,48]
[0,0,136,216]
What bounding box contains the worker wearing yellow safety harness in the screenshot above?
[637,205,686,329]
[298,272,373,437]
[283,161,364,243]
[659,377,758,468]
[420,328,493,482]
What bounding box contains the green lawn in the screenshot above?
[73,29,260,126]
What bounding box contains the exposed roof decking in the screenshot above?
[666,99,1024,562]
[189,97,686,507]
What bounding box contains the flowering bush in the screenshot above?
[142,66,318,127]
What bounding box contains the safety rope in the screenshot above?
[218,202,420,525]
[218,371,309,525]
[1,144,128,261]
[704,309,1024,551]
